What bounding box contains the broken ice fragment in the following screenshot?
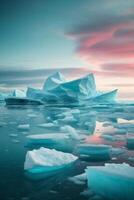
[37,123,54,128]
[18,124,30,131]
[26,133,70,145]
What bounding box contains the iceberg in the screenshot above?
[85,163,134,200]
[24,147,78,179]
[77,144,112,161]
[5,72,118,105]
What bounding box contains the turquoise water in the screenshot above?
[0,102,134,200]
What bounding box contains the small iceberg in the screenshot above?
[24,147,78,179]
[37,123,54,128]
[77,144,112,161]
[26,133,70,145]
[85,163,134,200]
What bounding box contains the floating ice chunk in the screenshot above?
[101,134,125,142]
[118,118,134,124]
[68,173,86,185]
[60,125,80,140]
[27,113,37,118]
[26,133,70,144]
[78,144,112,161]
[127,134,134,150]
[43,72,66,91]
[9,133,18,137]
[12,139,20,143]
[38,123,54,128]
[85,163,134,200]
[18,124,30,131]
[24,148,78,176]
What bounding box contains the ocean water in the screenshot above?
[0,102,134,200]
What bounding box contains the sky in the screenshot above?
[0,0,134,99]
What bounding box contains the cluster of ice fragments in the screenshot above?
[2,72,117,105]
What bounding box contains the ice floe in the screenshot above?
[85,163,134,200]
[26,133,70,144]
[24,147,78,178]
[77,144,112,161]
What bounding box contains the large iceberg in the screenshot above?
[5,72,118,105]
[85,163,134,200]
[24,147,78,179]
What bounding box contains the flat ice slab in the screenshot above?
[26,133,70,144]
[78,144,112,161]
[86,163,134,200]
[24,147,78,177]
